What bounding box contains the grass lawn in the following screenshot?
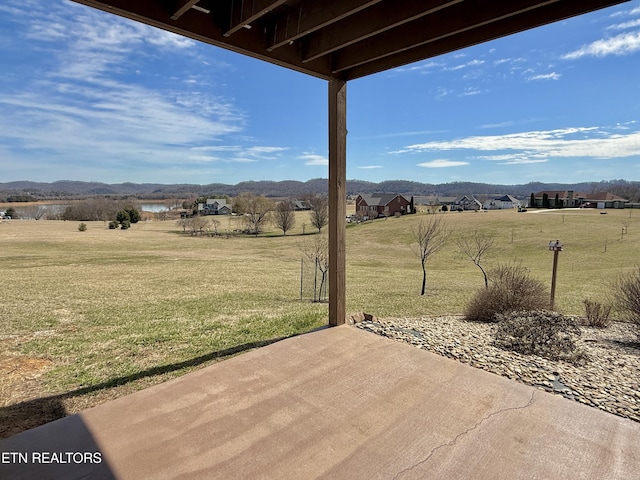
[1,207,639,435]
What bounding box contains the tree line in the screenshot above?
[57,198,141,228]
[4,179,638,202]
[177,193,329,236]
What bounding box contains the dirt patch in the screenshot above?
[0,354,53,407]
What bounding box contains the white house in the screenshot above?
[483,194,520,210]
[198,198,232,215]
[452,195,483,211]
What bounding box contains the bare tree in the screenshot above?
[309,194,329,233]
[456,230,495,288]
[176,217,189,233]
[210,218,220,236]
[274,199,296,235]
[20,205,43,220]
[233,193,275,235]
[188,216,209,235]
[412,215,450,296]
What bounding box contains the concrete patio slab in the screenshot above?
[2,325,639,479]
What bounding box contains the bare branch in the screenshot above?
[456,230,495,288]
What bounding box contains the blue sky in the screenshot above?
[0,0,639,185]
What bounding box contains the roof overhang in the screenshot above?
[71,0,629,81]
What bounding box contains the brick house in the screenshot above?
[355,194,413,218]
[580,192,628,209]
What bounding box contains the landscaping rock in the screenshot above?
[346,312,377,325]
[355,316,640,423]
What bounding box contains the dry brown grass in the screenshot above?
[1,207,639,436]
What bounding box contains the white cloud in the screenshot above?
[188,145,288,163]
[351,129,447,140]
[229,157,258,163]
[608,19,640,30]
[0,0,251,182]
[499,159,549,165]
[247,146,289,154]
[188,155,222,163]
[563,31,640,59]
[146,29,195,49]
[191,146,243,152]
[436,88,453,98]
[461,87,481,96]
[480,121,515,129]
[358,165,383,169]
[610,6,640,18]
[299,154,328,166]
[394,61,444,73]
[528,72,561,81]
[394,126,640,162]
[445,59,485,71]
[417,159,469,168]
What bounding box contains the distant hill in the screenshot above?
[1,179,638,202]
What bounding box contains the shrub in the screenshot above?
[464,264,548,322]
[612,267,640,334]
[581,299,612,328]
[120,220,131,230]
[108,220,119,229]
[494,310,584,362]
[116,209,130,224]
[78,222,87,232]
[122,206,141,224]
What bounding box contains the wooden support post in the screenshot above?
[550,249,560,310]
[328,79,347,327]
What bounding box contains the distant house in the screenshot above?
[293,200,312,211]
[580,192,628,209]
[530,190,579,208]
[355,193,413,218]
[452,195,482,211]
[413,196,457,208]
[484,194,521,210]
[198,198,232,215]
[530,191,628,209]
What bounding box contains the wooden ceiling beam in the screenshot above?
[171,0,201,21]
[331,0,561,74]
[342,0,630,79]
[265,0,383,52]
[301,0,464,63]
[223,0,288,37]
[71,0,336,80]
[71,0,629,80]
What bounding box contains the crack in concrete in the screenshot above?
[392,389,538,480]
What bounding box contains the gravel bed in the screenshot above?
[356,316,640,423]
